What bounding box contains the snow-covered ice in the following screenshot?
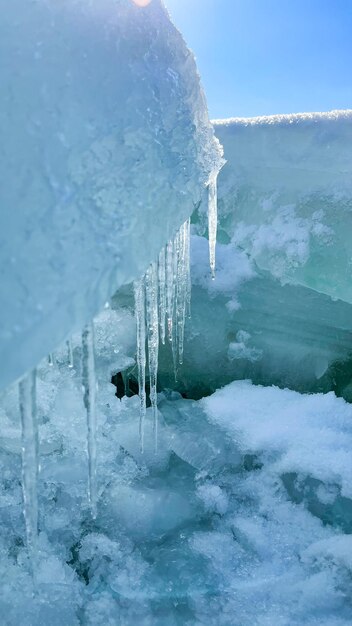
[0,340,352,624]
[213,110,352,303]
[0,0,222,391]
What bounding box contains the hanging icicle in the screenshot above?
[134,278,147,453]
[176,219,191,365]
[166,240,175,344]
[208,171,219,279]
[171,228,181,379]
[145,262,159,452]
[134,218,192,449]
[158,247,166,346]
[19,369,39,560]
[66,339,74,368]
[185,218,191,319]
[82,323,97,519]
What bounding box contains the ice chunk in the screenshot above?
[102,481,197,542]
[213,110,352,302]
[159,392,241,473]
[109,396,171,472]
[0,0,222,391]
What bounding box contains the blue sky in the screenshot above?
[165,0,352,119]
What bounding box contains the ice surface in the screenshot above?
[213,110,352,302]
[1,352,352,624]
[0,0,222,391]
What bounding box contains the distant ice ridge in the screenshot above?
[0,0,223,391]
[213,109,352,302]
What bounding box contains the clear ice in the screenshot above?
[145,262,160,451]
[176,218,191,365]
[82,324,97,518]
[134,219,192,450]
[166,240,175,345]
[19,369,39,560]
[134,278,147,453]
[66,339,74,368]
[158,248,166,346]
[213,111,352,302]
[208,171,219,279]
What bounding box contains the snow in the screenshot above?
[0,316,352,623]
[202,380,352,499]
[0,0,222,391]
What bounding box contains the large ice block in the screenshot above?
[213,110,352,302]
[0,0,222,390]
[156,236,352,399]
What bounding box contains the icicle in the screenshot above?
[145,262,159,452]
[171,230,181,379]
[185,218,192,319]
[158,247,166,345]
[48,353,54,366]
[176,220,189,366]
[19,369,39,560]
[208,171,218,279]
[82,323,97,518]
[166,240,174,344]
[66,339,74,368]
[134,278,147,452]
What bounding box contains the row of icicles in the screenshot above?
[16,171,218,564]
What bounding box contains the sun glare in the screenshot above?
[132,0,152,7]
